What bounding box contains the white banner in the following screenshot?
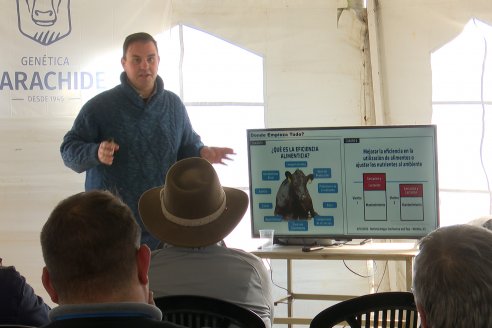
[0,0,171,118]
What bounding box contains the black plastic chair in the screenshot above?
[310,292,420,328]
[154,295,266,328]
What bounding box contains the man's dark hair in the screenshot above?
[40,190,141,300]
[123,32,158,59]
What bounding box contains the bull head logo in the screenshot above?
[17,0,71,46]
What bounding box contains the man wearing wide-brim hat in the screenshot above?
[139,157,274,328]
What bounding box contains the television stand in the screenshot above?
[275,237,351,247]
[252,242,419,327]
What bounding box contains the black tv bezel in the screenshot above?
[247,124,440,241]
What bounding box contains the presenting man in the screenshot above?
[60,32,232,249]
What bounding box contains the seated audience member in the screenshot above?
[39,190,184,328]
[412,224,492,328]
[139,157,274,327]
[467,215,492,230]
[0,257,50,326]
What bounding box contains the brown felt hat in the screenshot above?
[138,157,248,247]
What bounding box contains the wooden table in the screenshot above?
[252,242,419,326]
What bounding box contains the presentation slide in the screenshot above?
[248,125,439,239]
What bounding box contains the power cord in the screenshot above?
[342,260,377,278]
[474,18,492,214]
[374,261,388,293]
[342,259,388,292]
[264,259,290,304]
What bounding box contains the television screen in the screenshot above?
[247,125,439,243]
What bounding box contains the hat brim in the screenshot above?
[139,186,248,248]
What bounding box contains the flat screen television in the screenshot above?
[247,125,440,245]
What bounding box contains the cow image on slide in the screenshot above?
[274,169,318,220]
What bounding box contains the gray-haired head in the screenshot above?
[413,224,492,328]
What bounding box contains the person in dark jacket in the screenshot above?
[60,32,233,250]
[0,258,50,326]
[39,190,183,328]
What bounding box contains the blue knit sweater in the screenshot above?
[60,72,203,249]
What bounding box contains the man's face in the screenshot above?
[121,41,160,96]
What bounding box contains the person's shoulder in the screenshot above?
[0,265,21,276]
[85,85,121,104]
[75,86,125,119]
[223,248,270,278]
[224,247,264,263]
[122,318,186,328]
[0,265,24,289]
[76,89,114,115]
[155,320,187,328]
[467,216,492,231]
[159,88,183,104]
[39,319,185,328]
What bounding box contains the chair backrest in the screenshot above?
[310,291,420,328]
[154,295,266,328]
